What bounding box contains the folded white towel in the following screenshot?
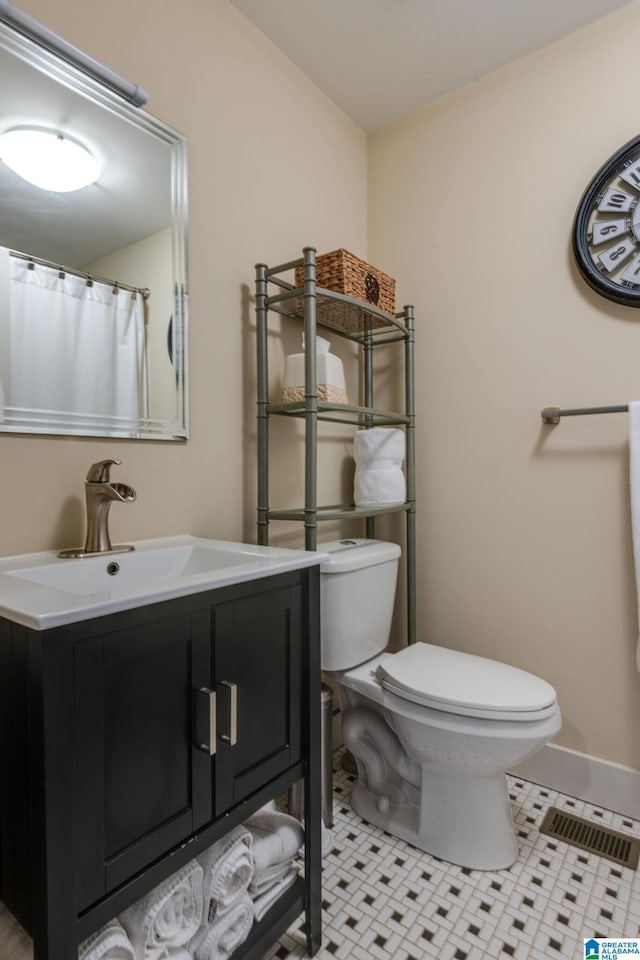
[189,893,253,960]
[120,859,203,960]
[243,810,304,873]
[0,902,32,960]
[249,858,297,896]
[630,401,640,671]
[354,428,405,466]
[354,465,405,506]
[79,920,135,960]
[198,827,254,924]
[252,869,298,923]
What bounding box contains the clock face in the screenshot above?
[573,134,640,306]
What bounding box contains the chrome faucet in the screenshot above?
[58,459,137,558]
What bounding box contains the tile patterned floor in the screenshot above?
[266,749,640,959]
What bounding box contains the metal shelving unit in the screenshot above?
[256,246,416,643]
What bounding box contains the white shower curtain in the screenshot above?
[8,257,147,422]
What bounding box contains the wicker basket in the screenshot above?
[295,249,396,332]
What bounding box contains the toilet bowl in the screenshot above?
[320,539,561,870]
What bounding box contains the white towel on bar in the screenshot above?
[198,826,253,923]
[630,401,640,671]
[79,920,136,960]
[189,893,254,960]
[119,859,203,960]
[251,868,298,923]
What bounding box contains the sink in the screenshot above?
[0,535,327,630]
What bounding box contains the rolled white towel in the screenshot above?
[353,428,405,466]
[243,810,304,873]
[198,827,254,923]
[0,902,32,960]
[79,920,135,960]
[252,869,298,923]
[354,465,405,506]
[120,859,203,960]
[189,893,253,960]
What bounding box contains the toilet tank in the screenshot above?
[319,538,401,672]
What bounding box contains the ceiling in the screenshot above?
[230,0,636,131]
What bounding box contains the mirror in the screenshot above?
[0,19,188,440]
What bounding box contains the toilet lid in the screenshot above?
[376,643,558,721]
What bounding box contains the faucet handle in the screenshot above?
[86,459,122,482]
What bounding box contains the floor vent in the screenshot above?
[539,807,640,869]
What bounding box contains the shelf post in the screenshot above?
[363,326,375,540]
[404,305,416,645]
[302,247,318,551]
[256,263,269,546]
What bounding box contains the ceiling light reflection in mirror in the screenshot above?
[0,19,188,440]
[0,127,100,192]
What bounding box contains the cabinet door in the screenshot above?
[74,610,211,909]
[213,583,301,813]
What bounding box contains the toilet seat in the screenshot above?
[376,643,558,721]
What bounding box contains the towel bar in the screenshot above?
[541,404,629,424]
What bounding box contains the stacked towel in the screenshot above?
[198,826,254,923]
[353,428,406,506]
[245,808,303,878]
[79,920,135,960]
[187,827,255,960]
[243,808,304,922]
[252,870,298,923]
[189,894,254,960]
[120,859,203,960]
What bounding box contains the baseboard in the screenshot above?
[509,743,640,821]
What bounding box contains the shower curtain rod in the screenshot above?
[541,404,628,424]
[11,250,150,300]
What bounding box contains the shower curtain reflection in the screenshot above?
[8,256,148,424]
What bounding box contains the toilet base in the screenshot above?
[350,767,519,870]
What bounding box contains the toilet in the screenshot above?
[320,538,561,870]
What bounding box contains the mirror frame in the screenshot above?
[0,20,189,441]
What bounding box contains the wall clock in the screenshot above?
[573,133,640,306]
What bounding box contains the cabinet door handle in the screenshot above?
[219,681,238,746]
[194,687,216,755]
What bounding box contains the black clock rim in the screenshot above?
[573,132,640,307]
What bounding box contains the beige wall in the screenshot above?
[368,2,640,769]
[0,0,366,552]
[5,0,640,774]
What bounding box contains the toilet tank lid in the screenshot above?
[318,538,401,573]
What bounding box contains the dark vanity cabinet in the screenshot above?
[0,568,322,960]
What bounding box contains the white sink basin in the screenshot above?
[0,535,327,630]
